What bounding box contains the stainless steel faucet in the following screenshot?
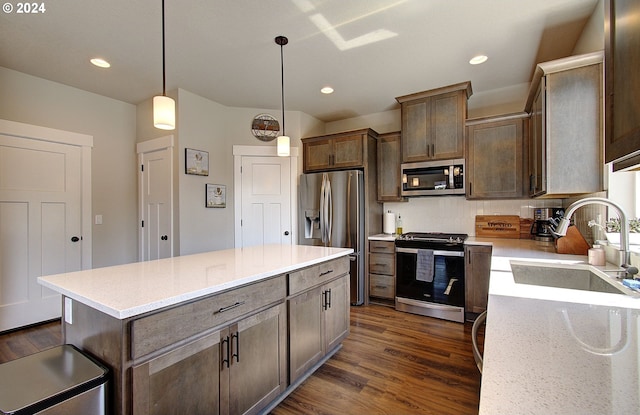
[553,197,638,278]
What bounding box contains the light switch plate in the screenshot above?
[95,214,103,225]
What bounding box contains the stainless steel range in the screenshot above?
[395,232,467,323]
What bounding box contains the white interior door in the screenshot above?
[0,134,83,331]
[240,156,292,247]
[137,136,174,261]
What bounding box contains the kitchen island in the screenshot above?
[472,238,640,415]
[39,244,353,415]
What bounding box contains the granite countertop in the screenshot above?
[38,244,353,320]
[477,237,640,415]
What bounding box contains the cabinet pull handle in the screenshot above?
[469,182,472,196]
[319,269,333,277]
[221,336,230,369]
[215,301,245,314]
[375,285,387,289]
[231,332,240,363]
[327,288,332,309]
[322,290,327,310]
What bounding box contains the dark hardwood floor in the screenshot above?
[0,319,62,363]
[0,305,482,415]
[272,305,482,415]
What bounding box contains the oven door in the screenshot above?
[395,247,465,308]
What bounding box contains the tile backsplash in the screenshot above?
[384,196,563,236]
[384,192,609,244]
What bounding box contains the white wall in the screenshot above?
[0,66,138,267]
[138,88,325,255]
[573,0,604,55]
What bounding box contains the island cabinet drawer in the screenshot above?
[130,274,286,359]
[288,257,350,296]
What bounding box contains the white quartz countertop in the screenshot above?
[477,238,640,414]
[38,244,353,320]
[368,233,397,241]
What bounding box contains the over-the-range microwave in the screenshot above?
[401,159,465,196]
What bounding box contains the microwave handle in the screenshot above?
[395,247,464,257]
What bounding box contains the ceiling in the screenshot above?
[0,0,599,123]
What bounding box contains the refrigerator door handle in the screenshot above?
[320,173,332,244]
[326,176,332,243]
[320,173,327,243]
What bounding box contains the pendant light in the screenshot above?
[153,0,175,130]
[275,35,290,157]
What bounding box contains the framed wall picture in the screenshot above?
[185,148,209,176]
[206,184,226,208]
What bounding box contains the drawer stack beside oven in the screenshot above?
[368,240,395,300]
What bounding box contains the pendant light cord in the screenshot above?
[161,0,167,96]
[275,36,288,136]
[280,41,285,135]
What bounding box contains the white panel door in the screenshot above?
[140,148,172,261]
[240,156,292,247]
[138,138,173,261]
[0,135,82,331]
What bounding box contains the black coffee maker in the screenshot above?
[531,207,565,241]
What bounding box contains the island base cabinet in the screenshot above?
[225,304,286,415]
[288,273,350,384]
[132,332,221,415]
[323,275,350,353]
[132,303,286,415]
[288,286,324,383]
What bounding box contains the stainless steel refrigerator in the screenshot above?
[299,170,365,305]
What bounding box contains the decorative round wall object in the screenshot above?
[251,114,280,142]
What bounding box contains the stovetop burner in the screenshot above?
[396,232,468,244]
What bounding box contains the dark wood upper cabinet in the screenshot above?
[396,82,471,163]
[605,0,640,170]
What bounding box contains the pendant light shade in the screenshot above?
[277,135,290,156]
[275,35,289,157]
[153,0,175,130]
[153,95,175,130]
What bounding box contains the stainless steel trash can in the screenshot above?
[0,344,108,415]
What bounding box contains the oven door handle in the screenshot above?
[396,296,463,311]
[395,247,464,257]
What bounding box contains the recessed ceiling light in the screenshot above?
[90,58,111,68]
[321,86,334,94]
[469,55,488,65]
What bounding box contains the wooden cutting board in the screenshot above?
[475,215,521,239]
[555,225,590,255]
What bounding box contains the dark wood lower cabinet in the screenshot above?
[132,332,221,415]
[226,305,285,415]
[288,273,350,384]
[132,304,286,415]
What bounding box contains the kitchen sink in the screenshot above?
[510,262,634,295]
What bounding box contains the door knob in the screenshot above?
[284,231,290,236]
[71,236,80,242]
